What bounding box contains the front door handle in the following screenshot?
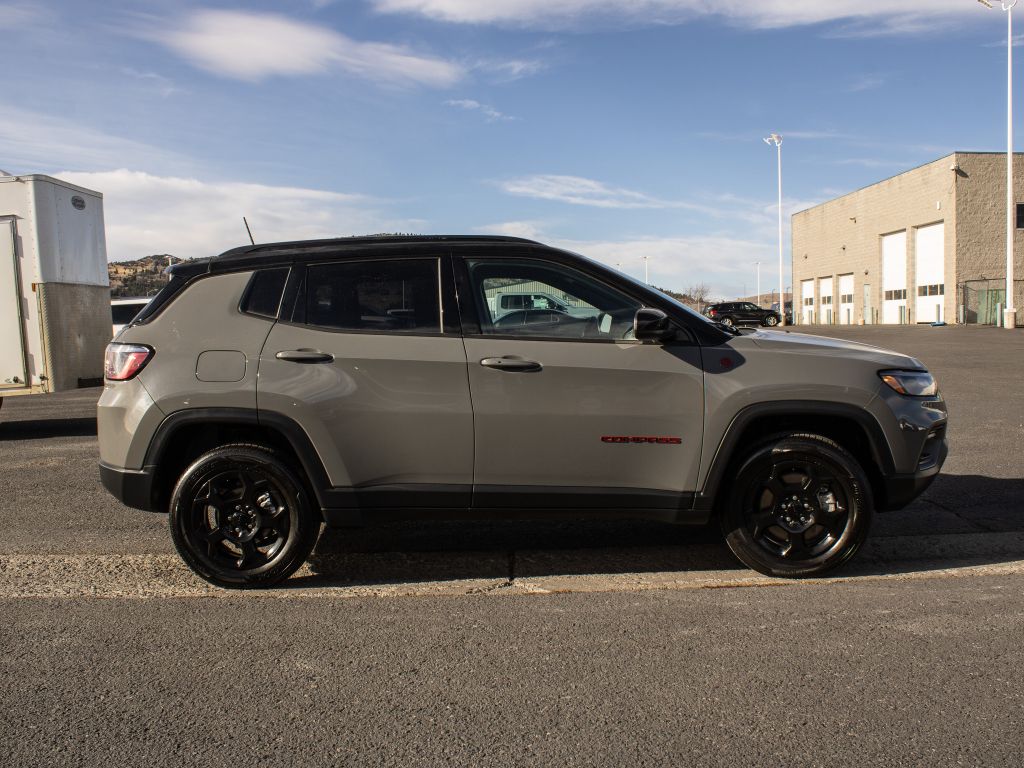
[276,349,335,364]
[479,356,543,373]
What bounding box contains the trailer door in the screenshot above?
[0,218,27,389]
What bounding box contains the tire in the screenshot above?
[720,316,735,327]
[764,314,779,327]
[720,433,873,578]
[169,444,321,589]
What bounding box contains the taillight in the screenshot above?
[709,309,718,317]
[104,343,153,381]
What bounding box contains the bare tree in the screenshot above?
[687,283,711,313]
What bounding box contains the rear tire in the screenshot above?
[169,444,320,589]
[720,316,735,328]
[720,433,872,578]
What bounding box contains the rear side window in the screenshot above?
[111,302,147,325]
[131,275,189,325]
[242,268,290,318]
[305,258,441,334]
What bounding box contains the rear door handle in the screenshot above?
[479,356,543,373]
[276,349,335,364]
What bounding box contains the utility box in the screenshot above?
[1,174,111,398]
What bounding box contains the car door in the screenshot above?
[456,253,705,512]
[257,253,473,510]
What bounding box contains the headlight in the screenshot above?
[879,370,938,397]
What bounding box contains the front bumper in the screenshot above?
[878,426,948,511]
[100,462,158,512]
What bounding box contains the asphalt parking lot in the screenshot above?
[2,324,1023,766]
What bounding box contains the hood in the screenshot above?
[735,329,923,369]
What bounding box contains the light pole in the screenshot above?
[763,133,786,325]
[979,0,1018,328]
[756,261,761,307]
[642,255,650,284]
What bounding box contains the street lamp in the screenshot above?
[763,133,786,326]
[978,0,1018,329]
[642,254,650,284]
[756,261,761,307]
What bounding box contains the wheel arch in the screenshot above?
[144,408,331,514]
[698,402,895,514]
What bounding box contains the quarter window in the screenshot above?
[242,268,290,319]
[305,259,441,334]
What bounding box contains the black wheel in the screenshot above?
[721,434,872,578]
[764,314,779,327]
[169,444,320,589]
[720,316,735,327]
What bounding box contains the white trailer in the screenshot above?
[0,174,111,407]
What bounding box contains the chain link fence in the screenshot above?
[959,279,1024,326]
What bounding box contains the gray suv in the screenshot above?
[98,236,948,588]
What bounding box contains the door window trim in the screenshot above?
[453,252,695,345]
[276,253,459,338]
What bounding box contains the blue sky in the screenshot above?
[0,0,1019,298]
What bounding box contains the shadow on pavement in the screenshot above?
[300,475,1024,588]
[0,417,97,440]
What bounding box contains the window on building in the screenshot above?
[917,284,945,297]
[1017,203,1024,229]
[840,294,854,304]
[884,289,908,301]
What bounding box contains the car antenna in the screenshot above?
[243,216,256,245]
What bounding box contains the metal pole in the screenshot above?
[1007,2,1018,329]
[756,262,761,307]
[644,255,649,285]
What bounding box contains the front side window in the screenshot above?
[305,259,441,334]
[467,258,642,341]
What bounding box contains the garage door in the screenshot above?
[839,274,855,325]
[0,218,27,389]
[915,223,944,323]
[801,279,815,325]
[819,277,834,325]
[882,231,907,324]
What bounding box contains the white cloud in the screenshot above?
[474,58,546,81]
[151,10,463,86]
[498,174,768,222]
[553,235,778,300]
[847,74,886,92]
[0,2,51,30]
[370,0,979,34]
[476,221,546,239]
[445,99,516,121]
[0,104,187,174]
[121,68,183,98]
[53,170,421,262]
[500,174,686,210]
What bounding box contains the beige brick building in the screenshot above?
[792,152,1024,326]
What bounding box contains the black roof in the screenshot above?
[168,234,543,278]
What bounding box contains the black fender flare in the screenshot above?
[143,407,333,509]
[695,401,895,511]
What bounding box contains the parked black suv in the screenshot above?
[705,302,781,327]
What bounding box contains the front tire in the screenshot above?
[721,434,872,578]
[169,444,320,589]
[764,314,779,327]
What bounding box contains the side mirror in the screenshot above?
[633,308,674,342]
